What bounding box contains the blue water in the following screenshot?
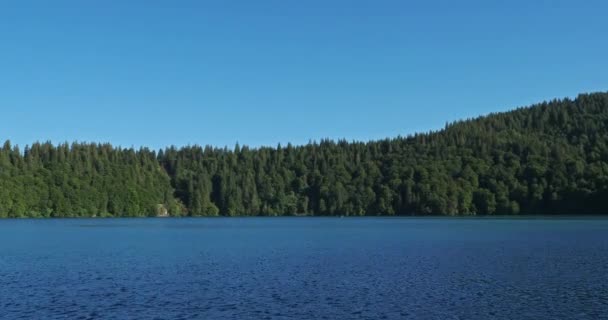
[0,218,607,319]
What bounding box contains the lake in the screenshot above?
[0,217,606,319]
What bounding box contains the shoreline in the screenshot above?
[0,214,607,220]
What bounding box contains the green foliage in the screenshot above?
[1,92,608,217]
[159,92,608,216]
[0,143,176,217]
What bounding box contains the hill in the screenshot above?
[1,92,607,217]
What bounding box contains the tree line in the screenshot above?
[1,92,607,217]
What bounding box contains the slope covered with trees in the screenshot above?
[0,143,179,217]
[1,92,608,217]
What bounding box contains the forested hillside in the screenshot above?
[0,143,178,217]
[1,92,608,217]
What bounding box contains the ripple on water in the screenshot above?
[0,218,607,319]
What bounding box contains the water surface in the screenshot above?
[0,217,606,319]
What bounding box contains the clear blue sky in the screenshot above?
[1,1,607,150]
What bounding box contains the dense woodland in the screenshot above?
[1,92,608,217]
